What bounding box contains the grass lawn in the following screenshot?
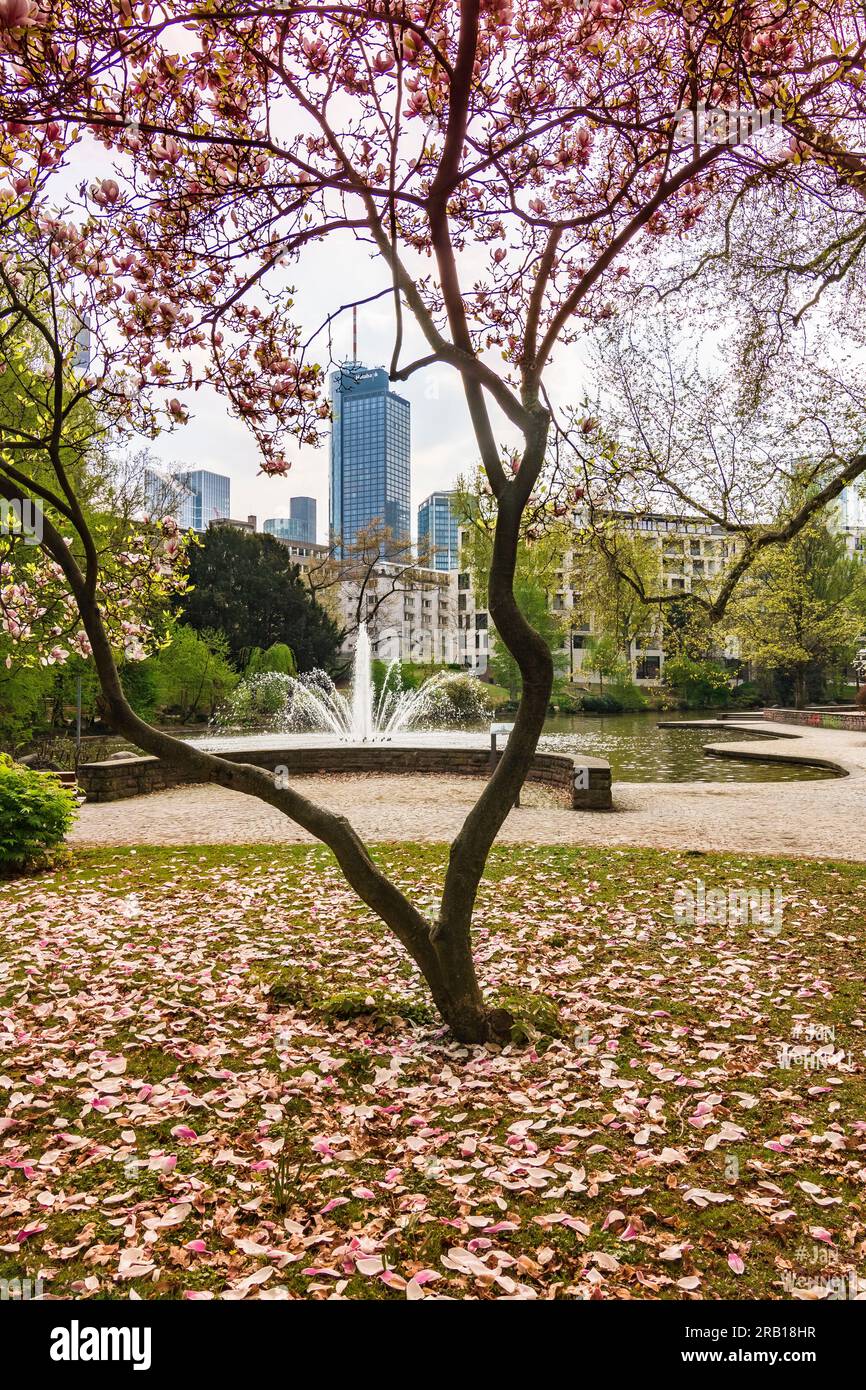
[0,842,864,1301]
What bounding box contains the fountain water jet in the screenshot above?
[350,622,374,741]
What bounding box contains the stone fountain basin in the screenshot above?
[76,733,612,810]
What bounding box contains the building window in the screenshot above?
[636,655,661,680]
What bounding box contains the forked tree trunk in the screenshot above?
[425,476,555,1042]
[411,929,500,1042]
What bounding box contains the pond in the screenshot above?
[188,712,836,785]
[539,711,835,784]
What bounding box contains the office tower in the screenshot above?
[263,496,317,544]
[418,491,459,570]
[72,319,91,375]
[329,363,410,557]
[289,495,316,541]
[141,464,196,530]
[174,469,230,531]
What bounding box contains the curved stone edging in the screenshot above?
[657,718,853,779]
[702,743,848,777]
[657,719,786,738]
[78,742,613,810]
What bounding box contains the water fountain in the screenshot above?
[212,622,491,742]
[77,620,612,808]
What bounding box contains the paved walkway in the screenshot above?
[69,721,866,862]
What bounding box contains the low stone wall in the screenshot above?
[79,744,613,810]
[763,709,866,732]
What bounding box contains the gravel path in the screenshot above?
[69,721,866,861]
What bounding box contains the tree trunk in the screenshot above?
[794,668,805,708]
[433,461,554,986]
[414,931,506,1043]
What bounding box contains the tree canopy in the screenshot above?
[182,527,343,673]
[730,515,866,707]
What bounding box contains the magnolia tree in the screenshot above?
[2,1,866,1040]
[0,226,187,668]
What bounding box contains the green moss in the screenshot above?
[123,1046,182,1084]
[317,988,433,1026]
[495,988,567,1043]
[264,966,316,1009]
[259,964,432,1029]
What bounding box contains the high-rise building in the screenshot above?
[72,319,91,376]
[141,464,196,530]
[174,469,230,531]
[418,491,459,570]
[329,363,410,557]
[289,495,316,540]
[263,496,317,544]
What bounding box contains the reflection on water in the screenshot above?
[540,711,835,784]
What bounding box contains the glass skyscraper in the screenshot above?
[142,464,196,530]
[264,496,317,544]
[329,364,410,557]
[418,491,459,570]
[174,469,231,532]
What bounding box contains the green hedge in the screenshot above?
[0,755,77,871]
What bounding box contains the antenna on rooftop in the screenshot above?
[352,304,358,362]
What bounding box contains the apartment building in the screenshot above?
[335,562,458,665]
[270,535,457,663]
[456,567,490,673]
[456,511,741,683]
[830,484,866,563]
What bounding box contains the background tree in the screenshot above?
[582,634,627,698]
[0,245,189,670]
[570,528,661,675]
[663,653,731,709]
[245,642,297,678]
[730,517,866,708]
[181,527,342,672]
[572,177,866,622]
[145,623,238,723]
[0,644,52,750]
[304,521,436,649]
